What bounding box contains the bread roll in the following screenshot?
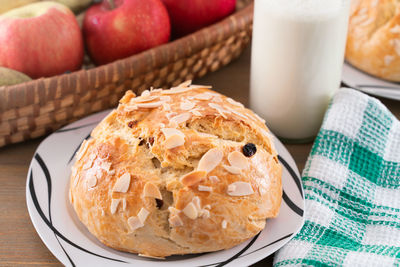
[69,81,282,258]
[346,0,400,81]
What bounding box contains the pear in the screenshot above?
[0,67,31,86]
[0,0,39,14]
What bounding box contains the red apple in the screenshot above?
[83,0,170,65]
[0,2,84,79]
[161,0,236,37]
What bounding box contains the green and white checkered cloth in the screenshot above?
[274,88,400,266]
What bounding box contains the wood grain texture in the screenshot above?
[1,46,400,267]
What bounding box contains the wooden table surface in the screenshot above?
[1,46,400,267]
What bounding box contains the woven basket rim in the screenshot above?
[0,2,253,112]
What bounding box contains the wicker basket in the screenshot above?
[0,0,253,147]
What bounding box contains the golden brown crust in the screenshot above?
[346,0,400,81]
[69,82,282,257]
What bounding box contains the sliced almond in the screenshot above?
[222,220,228,229]
[137,207,150,223]
[141,90,150,97]
[193,93,213,100]
[160,95,171,102]
[125,105,138,112]
[161,87,192,95]
[223,165,242,175]
[82,153,96,170]
[163,103,171,111]
[198,185,212,192]
[76,140,89,161]
[168,206,181,216]
[86,176,97,188]
[134,95,159,103]
[166,112,177,120]
[197,148,223,173]
[136,101,164,108]
[228,151,248,170]
[169,112,191,125]
[190,109,202,116]
[209,176,220,183]
[122,198,127,210]
[227,182,254,196]
[200,209,210,218]
[110,199,120,214]
[253,112,266,124]
[188,84,212,89]
[165,134,185,149]
[169,215,183,227]
[227,97,244,108]
[213,96,223,103]
[180,100,195,110]
[127,216,144,231]
[161,128,185,139]
[208,103,229,119]
[182,202,198,219]
[192,196,202,211]
[180,170,207,186]
[178,80,192,87]
[143,182,162,199]
[112,173,131,193]
[229,108,249,120]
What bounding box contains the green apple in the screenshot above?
[0,67,31,86]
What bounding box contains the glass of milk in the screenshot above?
[250,0,350,142]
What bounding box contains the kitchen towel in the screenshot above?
[274,88,400,266]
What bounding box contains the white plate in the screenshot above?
[342,62,400,101]
[26,110,305,267]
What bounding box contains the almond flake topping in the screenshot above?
[169,215,183,227]
[197,148,223,173]
[82,153,96,170]
[223,165,242,174]
[168,206,181,216]
[209,176,220,183]
[163,103,171,111]
[165,134,185,149]
[143,182,162,199]
[122,198,127,210]
[134,95,159,103]
[208,103,229,119]
[188,84,212,89]
[86,176,97,188]
[160,95,171,102]
[213,96,223,103]
[136,101,164,108]
[180,170,207,186]
[227,97,244,108]
[198,185,212,192]
[190,109,203,116]
[161,128,185,139]
[390,25,400,34]
[182,202,198,219]
[137,208,150,223]
[112,173,131,193]
[227,182,254,196]
[169,112,191,125]
[253,112,266,124]
[193,93,213,100]
[110,199,120,214]
[127,216,144,231]
[228,151,248,170]
[141,90,150,97]
[180,100,195,110]
[76,140,89,161]
[222,220,228,229]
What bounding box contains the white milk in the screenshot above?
[250,0,350,141]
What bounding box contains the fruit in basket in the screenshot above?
[161,0,236,37]
[0,2,84,79]
[53,0,92,13]
[0,0,38,14]
[83,0,170,65]
[0,67,31,86]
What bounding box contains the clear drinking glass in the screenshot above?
[250,0,351,142]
